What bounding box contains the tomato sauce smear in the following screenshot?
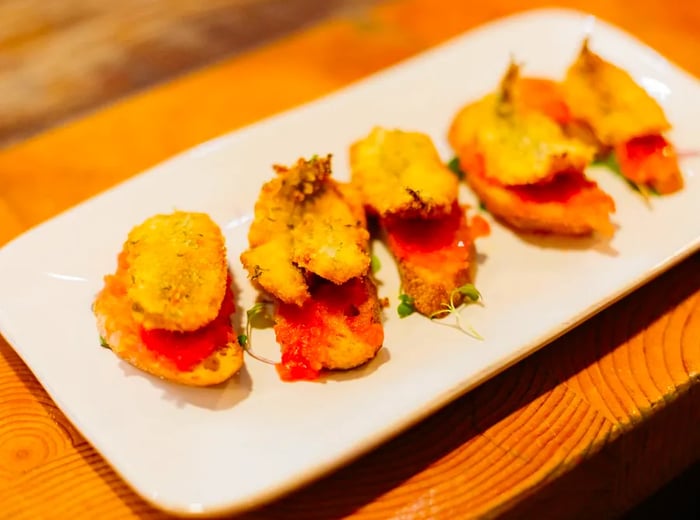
[274,277,382,382]
[615,134,682,193]
[383,202,481,270]
[140,276,236,371]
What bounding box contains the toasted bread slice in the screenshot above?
[241,155,371,306]
[124,211,228,332]
[274,276,384,381]
[383,203,477,316]
[349,127,459,218]
[464,160,615,236]
[94,257,243,387]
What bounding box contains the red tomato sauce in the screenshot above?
[615,134,677,185]
[140,277,235,371]
[274,278,380,382]
[507,171,594,204]
[383,202,474,269]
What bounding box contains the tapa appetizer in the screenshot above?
[240,155,384,381]
[448,62,616,236]
[350,127,485,318]
[94,211,244,386]
[563,40,683,195]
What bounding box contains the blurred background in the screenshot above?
[0,0,697,517]
[0,0,380,146]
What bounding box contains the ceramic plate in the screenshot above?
[1,8,698,516]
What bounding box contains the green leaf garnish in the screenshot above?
[246,302,274,329]
[242,302,277,365]
[99,336,110,349]
[478,200,488,212]
[429,284,483,340]
[456,283,481,302]
[370,253,381,274]
[397,293,415,318]
[591,151,658,202]
[447,156,466,180]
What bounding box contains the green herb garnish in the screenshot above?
[591,152,657,202]
[447,156,466,180]
[429,283,483,339]
[397,293,416,318]
[99,336,110,349]
[370,253,381,274]
[241,303,277,364]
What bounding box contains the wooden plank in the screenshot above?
[0,0,380,146]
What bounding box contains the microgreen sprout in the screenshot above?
[429,283,483,340]
[591,152,657,204]
[241,302,278,365]
[370,253,381,274]
[397,293,415,318]
[447,156,466,180]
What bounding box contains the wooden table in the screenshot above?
[1,0,698,517]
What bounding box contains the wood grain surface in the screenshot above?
[0,0,699,518]
[0,0,378,147]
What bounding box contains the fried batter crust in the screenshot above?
[241,155,370,306]
[124,211,228,332]
[350,127,458,218]
[563,40,670,146]
[448,63,594,187]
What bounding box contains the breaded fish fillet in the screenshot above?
[350,127,479,316]
[124,211,227,332]
[449,63,594,187]
[563,40,670,146]
[564,41,683,194]
[350,127,459,218]
[449,63,615,236]
[241,155,371,306]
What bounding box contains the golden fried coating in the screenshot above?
[241,155,371,306]
[349,127,459,218]
[563,40,670,146]
[448,63,594,186]
[124,211,228,332]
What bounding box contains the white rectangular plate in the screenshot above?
[1,8,699,517]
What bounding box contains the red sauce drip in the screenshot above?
[615,134,677,186]
[140,277,235,371]
[275,278,379,382]
[470,214,491,239]
[508,171,593,204]
[383,202,473,268]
